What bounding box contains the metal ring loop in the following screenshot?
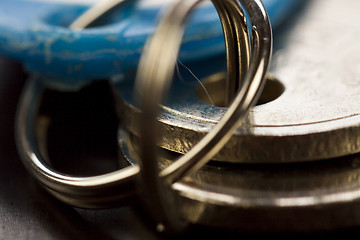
[135,0,272,232]
[16,76,140,208]
[15,0,141,209]
[15,0,271,229]
[14,0,249,209]
[14,0,251,209]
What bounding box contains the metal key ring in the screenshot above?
[15,0,260,209]
[16,75,139,208]
[134,0,271,232]
[13,1,229,209]
[15,0,142,209]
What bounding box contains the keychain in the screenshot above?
[15,0,271,232]
[10,0,360,235]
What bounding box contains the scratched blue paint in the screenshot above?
[0,0,303,89]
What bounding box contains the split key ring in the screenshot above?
[15,0,272,232]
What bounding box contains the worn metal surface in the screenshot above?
[114,0,360,163]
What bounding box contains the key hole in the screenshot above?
[197,73,284,107]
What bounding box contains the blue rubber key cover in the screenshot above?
[0,0,302,90]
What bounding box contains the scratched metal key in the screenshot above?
[113,0,360,163]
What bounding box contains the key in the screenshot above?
[114,0,360,163]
